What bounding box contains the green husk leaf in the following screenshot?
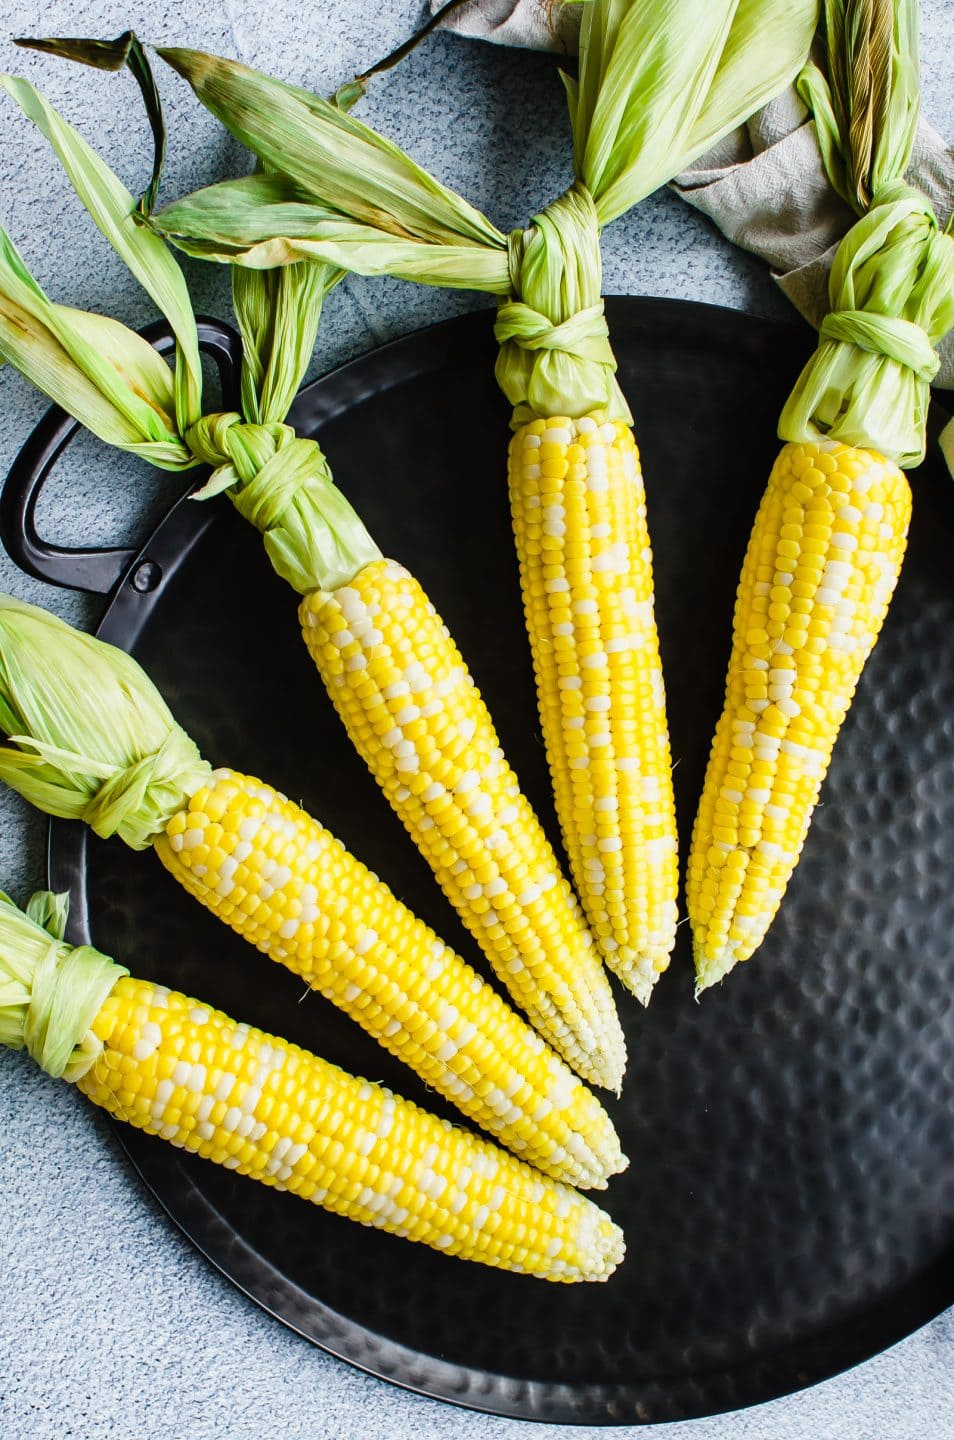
[154,6,817,423]
[0,70,382,593]
[184,412,382,592]
[797,0,920,214]
[780,1,954,464]
[232,258,340,425]
[15,31,167,216]
[0,595,211,849]
[572,0,821,224]
[158,48,506,253]
[0,887,127,1081]
[780,179,954,464]
[0,227,192,466]
[219,255,383,590]
[1,75,203,432]
[152,174,512,291]
[25,888,69,940]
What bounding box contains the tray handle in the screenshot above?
[0,316,243,595]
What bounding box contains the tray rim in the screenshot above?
[30,295,953,1426]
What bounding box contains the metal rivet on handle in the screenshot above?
[131,560,162,593]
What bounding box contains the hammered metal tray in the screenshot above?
[2,298,951,1424]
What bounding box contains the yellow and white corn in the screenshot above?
[78,975,625,1280]
[300,557,626,1091]
[688,439,911,989]
[155,768,626,1187]
[508,415,679,1004]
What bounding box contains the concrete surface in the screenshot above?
[0,3,950,1436]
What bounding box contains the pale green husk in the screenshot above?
[185,260,382,591]
[0,81,379,592]
[0,595,212,849]
[0,75,203,439]
[0,226,191,467]
[569,0,819,224]
[0,889,127,1081]
[779,0,954,465]
[494,184,629,424]
[155,1,818,422]
[941,417,954,474]
[154,171,513,291]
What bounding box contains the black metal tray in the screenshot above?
[2,298,951,1426]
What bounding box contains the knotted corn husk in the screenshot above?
[432,0,954,394]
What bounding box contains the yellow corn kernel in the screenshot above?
[154,769,625,1187]
[79,977,624,1281]
[299,559,625,1091]
[507,415,678,1004]
[688,440,911,990]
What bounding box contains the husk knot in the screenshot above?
[495,184,630,427]
[186,411,334,535]
[0,891,127,1082]
[779,180,954,465]
[77,725,206,848]
[183,411,379,594]
[24,936,119,1079]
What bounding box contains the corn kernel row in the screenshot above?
[299,558,626,1091]
[79,975,625,1280]
[688,439,911,988]
[508,415,679,1004]
[156,769,626,1187]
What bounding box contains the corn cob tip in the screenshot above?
[587,1039,626,1096]
[624,965,661,1009]
[580,1212,626,1281]
[692,942,740,997]
[609,1149,629,1183]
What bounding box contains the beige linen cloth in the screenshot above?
[430,0,954,464]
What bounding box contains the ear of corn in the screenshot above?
[157,767,626,1187]
[0,86,625,1088]
[300,558,627,1090]
[689,2,952,988]
[508,414,678,1003]
[687,439,911,989]
[0,595,624,1180]
[0,890,624,1281]
[142,11,815,1015]
[83,978,624,1280]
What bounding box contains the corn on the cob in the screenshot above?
[0,890,625,1281]
[147,7,815,1007]
[0,78,625,1089]
[159,766,626,1184]
[0,595,625,1183]
[688,440,911,988]
[508,414,678,1003]
[300,558,625,1089]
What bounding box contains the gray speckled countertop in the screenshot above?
[0,4,951,1436]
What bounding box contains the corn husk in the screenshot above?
[154,0,819,420]
[0,81,381,592]
[155,171,513,291]
[0,889,126,1082]
[0,594,212,850]
[0,76,202,436]
[779,0,954,465]
[0,226,190,466]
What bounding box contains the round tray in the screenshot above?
[3,298,951,1425]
